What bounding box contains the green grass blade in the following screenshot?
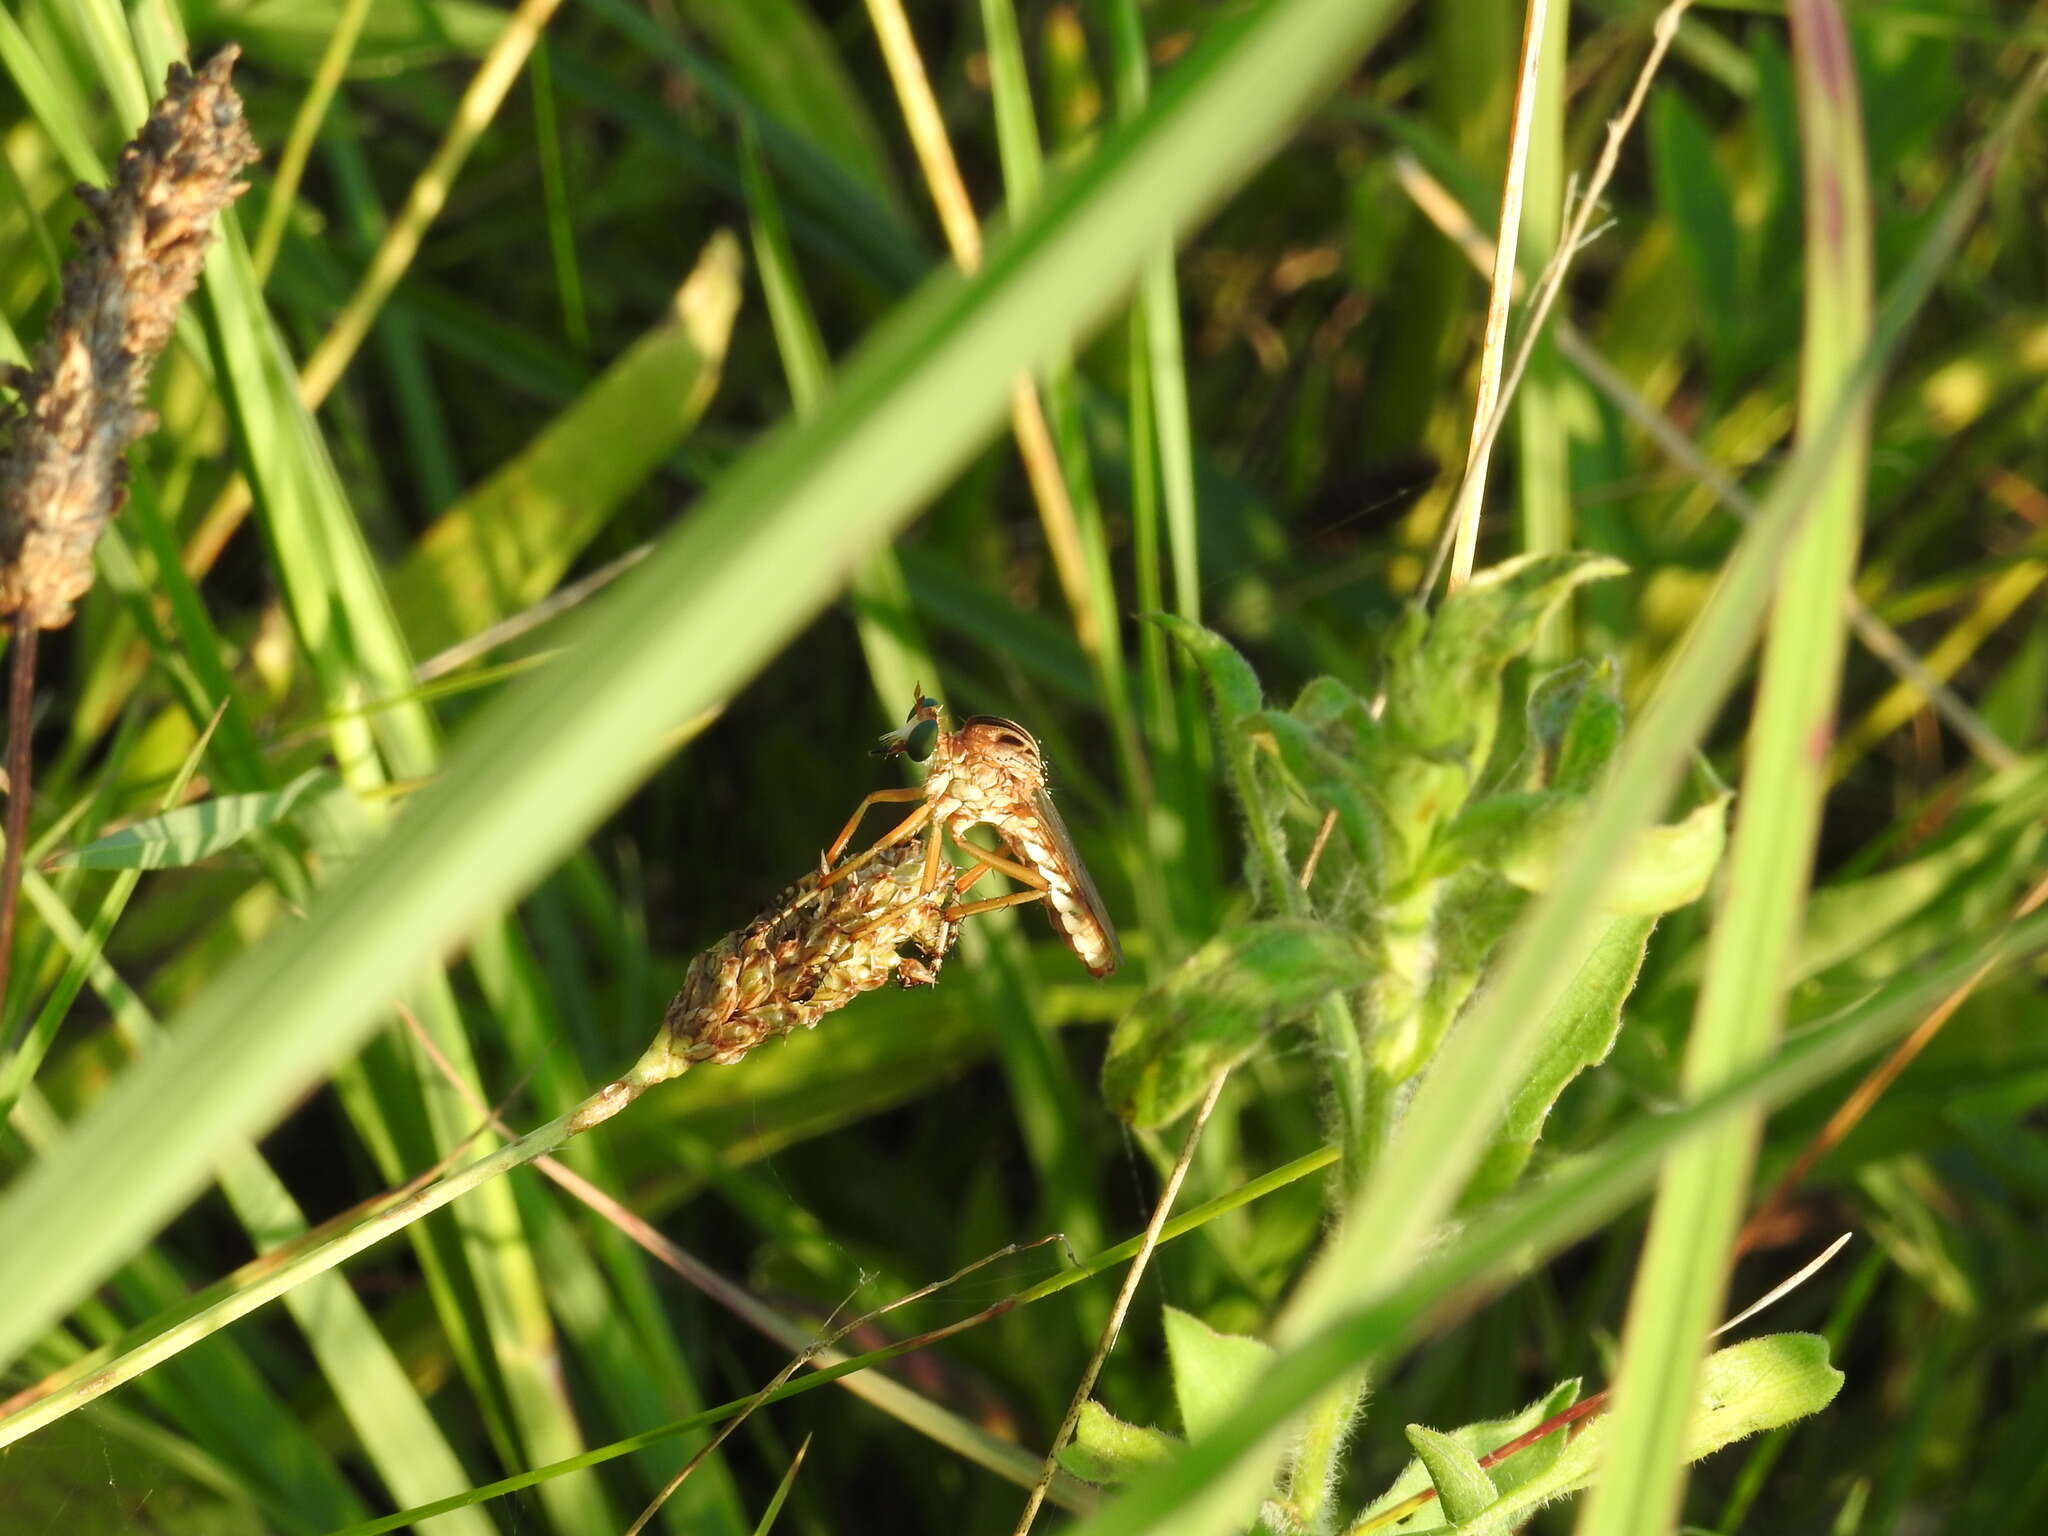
[0,0,1409,1385]
[1574,4,1875,1531]
[1513,0,1571,660]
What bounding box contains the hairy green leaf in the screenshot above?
[1464,915,1657,1204]
[1404,1425,1498,1524]
[1163,1307,1274,1441]
[1063,1402,1179,1486]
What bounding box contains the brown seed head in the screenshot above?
[0,48,258,629]
[643,841,958,1078]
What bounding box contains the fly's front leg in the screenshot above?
[816,794,931,890]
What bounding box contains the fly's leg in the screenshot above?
[944,888,1049,921]
[957,843,1050,894]
[824,786,925,865]
[815,794,932,892]
[940,850,1049,921]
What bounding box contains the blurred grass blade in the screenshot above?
[47,769,331,872]
[0,0,1409,1381]
[1575,4,1874,1531]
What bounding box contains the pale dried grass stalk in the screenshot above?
[0,47,257,629]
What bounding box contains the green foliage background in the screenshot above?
[1,0,2045,1532]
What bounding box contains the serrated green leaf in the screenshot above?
[49,771,333,871]
[1404,1425,1498,1523]
[1062,1401,1179,1485]
[1163,1307,1274,1440]
[1101,921,1372,1125]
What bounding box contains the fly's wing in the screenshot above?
[1028,784,1121,977]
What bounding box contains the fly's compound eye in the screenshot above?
[905,717,941,762]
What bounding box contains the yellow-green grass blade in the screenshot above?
[387,235,743,657]
[107,11,619,1522]
[1575,4,1874,1531]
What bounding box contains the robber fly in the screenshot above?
[817,691,1121,978]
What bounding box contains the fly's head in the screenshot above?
[872,686,943,763]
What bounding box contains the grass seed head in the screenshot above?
[0,47,258,629]
[644,840,958,1078]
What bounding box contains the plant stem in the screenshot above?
[0,614,37,1051]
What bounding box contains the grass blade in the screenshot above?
[0,0,1409,1383]
[1574,6,1874,1528]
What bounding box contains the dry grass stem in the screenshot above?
[1443,0,1550,592]
[0,48,256,629]
[1428,0,1691,596]
[1013,1068,1231,1536]
[860,0,1101,660]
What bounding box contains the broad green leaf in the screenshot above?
[1541,1337,1841,1518]
[1163,1307,1274,1441]
[1063,1402,1180,1486]
[1464,915,1657,1204]
[48,771,333,871]
[1404,1425,1498,1524]
[1101,921,1372,1126]
[389,234,744,657]
[1385,1337,1841,1535]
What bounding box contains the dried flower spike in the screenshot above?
[654,838,959,1072]
[0,48,258,629]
